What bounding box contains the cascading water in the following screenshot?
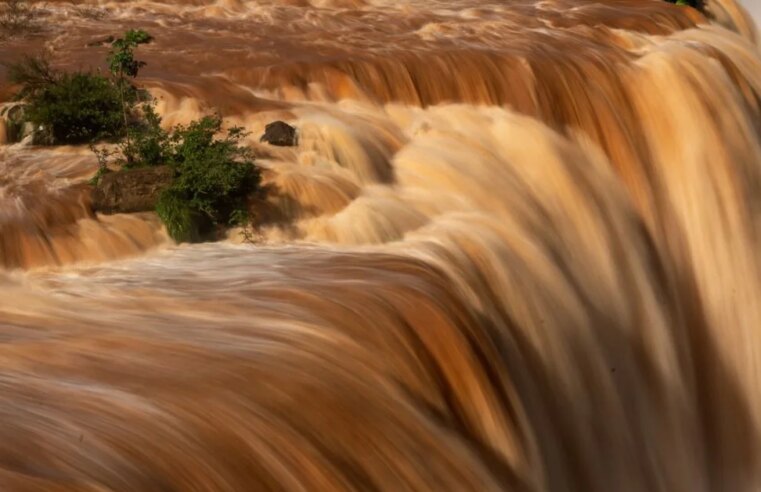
[0,0,760,490]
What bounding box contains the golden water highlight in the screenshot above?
[0,0,760,490]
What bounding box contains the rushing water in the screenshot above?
[0,0,760,490]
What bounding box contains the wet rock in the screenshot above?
[92,165,174,214]
[260,121,297,147]
[0,104,36,144]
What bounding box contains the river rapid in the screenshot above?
[0,0,760,490]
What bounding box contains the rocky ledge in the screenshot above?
[92,166,173,214]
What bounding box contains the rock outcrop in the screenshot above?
[259,121,297,146]
[92,166,174,214]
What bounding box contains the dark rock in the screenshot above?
[92,165,174,214]
[260,121,297,147]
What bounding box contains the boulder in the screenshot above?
[92,165,174,214]
[259,121,297,147]
[0,103,36,144]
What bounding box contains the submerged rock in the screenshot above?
[92,165,174,214]
[260,121,297,146]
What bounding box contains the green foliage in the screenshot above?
[121,103,170,167]
[7,27,150,145]
[108,29,152,80]
[156,191,202,243]
[9,57,125,144]
[104,29,153,165]
[109,108,260,242]
[7,27,260,243]
[161,115,260,241]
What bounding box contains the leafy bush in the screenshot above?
[172,121,258,222]
[156,115,260,242]
[6,29,151,145]
[98,104,260,242]
[155,190,209,243]
[121,103,170,167]
[7,55,131,145]
[12,66,125,144]
[7,28,261,242]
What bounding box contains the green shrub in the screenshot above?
[155,191,211,243]
[7,55,135,145]
[22,71,125,144]
[110,107,260,242]
[7,29,151,145]
[7,28,261,243]
[159,115,260,242]
[121,103,170,168]
[99,104,260,242]
[169,117,258,219]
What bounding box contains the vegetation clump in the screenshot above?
[9,56,125,144]
[7,28,261,243]
[123,107,260,242]
[107,29,152,140]
[161,117,259,239]
[6,28,152,145]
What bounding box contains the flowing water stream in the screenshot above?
[0,0,760,490]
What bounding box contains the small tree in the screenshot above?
[106,29,152,161]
